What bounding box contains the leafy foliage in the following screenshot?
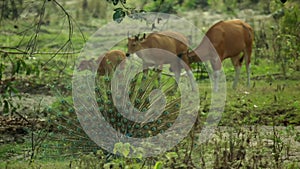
[113,8,126,23]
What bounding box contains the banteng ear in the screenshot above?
[142,33,146,40]
[134,34,139,41]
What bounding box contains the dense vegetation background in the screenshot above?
[0,0,299,168]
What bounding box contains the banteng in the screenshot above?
[188,19,254,91]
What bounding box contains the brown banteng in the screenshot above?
[77,50,126,76]
[188,19,254,91]
[127,31,196,90]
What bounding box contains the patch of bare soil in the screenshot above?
[0,93,56,144]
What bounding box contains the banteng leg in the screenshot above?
[179,54,197,91]
[187,69,196,91]
[156,64,163,84]
[142,63,150,77]
[244,49,251,87]
[213,70,221,92]
[246,62,251,87]
[169,63,181,92]
[231,55,242,89]
[211,55,222,92]
[181,63,196,91]
[233,66,241,89]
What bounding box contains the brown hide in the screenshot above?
[127,31,190,70]
[96,50,126,75]
[127,31,197,90]
[188,19,254,70]
[77,50,126,75]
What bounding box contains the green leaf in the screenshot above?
[165,152,178,160]
[154,161,163,169]
[113,10,126,23]
[113,142,131,157]
[122,143,130,157]
[112,0,119,5]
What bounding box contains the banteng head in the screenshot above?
[126,33,146,57]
